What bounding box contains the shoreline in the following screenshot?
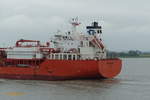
[119,56,150,58]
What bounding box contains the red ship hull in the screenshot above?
[0,58,122,80]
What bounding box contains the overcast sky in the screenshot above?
[0,0,150,51]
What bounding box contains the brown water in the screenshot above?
[0,58,150,100]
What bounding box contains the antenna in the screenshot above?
[69,17,81,33]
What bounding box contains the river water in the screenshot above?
[0,58,150,100]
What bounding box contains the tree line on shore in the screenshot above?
[107,50,150,58]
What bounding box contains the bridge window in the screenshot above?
[86,41,89,47]
[63,54,67,60]
[52,54,54,59]
[60,54,63,60]
[68,55,72,60]
[77,55,80,60]
[73,55,76,60]
[55,54,59,59]
[80,41,83,47]
[89,41,94,47]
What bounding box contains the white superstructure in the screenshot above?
[6,18,107,60]
[50,18,106,60]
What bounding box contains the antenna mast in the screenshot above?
[70,17,81,34]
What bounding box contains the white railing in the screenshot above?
[47,53,106,60]
[48,53,80,60]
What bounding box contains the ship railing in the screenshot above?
[47,53,105,60]
[47,53,80,60]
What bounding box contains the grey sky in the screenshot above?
[0,0,150,51]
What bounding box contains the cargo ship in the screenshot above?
[0,18,122,80]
